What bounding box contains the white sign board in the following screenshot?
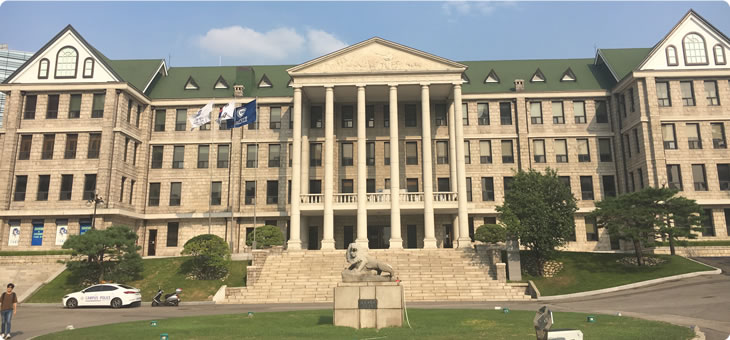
[8,226,20,246]
[55,224,69,246]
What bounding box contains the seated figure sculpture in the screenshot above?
[341,243,396,282]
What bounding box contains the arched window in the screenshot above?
[38,58,49,79]
[83,58,94,78]
[683,33,708,65]
[55,46,78,78]
[666,46,678,66]
[714,44,726,65]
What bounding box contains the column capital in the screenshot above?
[453,83,463,88]
[420,83,431,87]
[356,84,367,89]
[388,84,399,89]
[292,85,303,91]
[324,85,335,90]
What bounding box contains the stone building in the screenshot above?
[0,10,728,256]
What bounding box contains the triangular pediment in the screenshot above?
[184,76,199,90]
[258,74,272,88]
[560,68,576,82]
[530,68,545,82]
[639,10,730,71]
[214,75,229,89]
[4,25,121,84]
[288,37,467,75]
[484,69,500,83]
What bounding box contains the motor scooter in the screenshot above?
[151,288,181,306]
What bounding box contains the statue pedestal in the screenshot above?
[333,281,403,329]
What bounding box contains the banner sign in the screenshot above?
[31,221,44,246]
[55,221,69,246]
[7,225,20,246]
[80,220,92,235]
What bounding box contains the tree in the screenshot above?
[496,169,577,276]
[659,193,703,255]
[62,225,143,284]
[475,224,507,244]
[246,225,284,248]
[182,234,231,280]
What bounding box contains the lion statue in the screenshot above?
[343,243,395,280]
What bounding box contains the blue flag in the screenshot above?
[228,100,257,128]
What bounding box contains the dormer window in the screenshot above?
[484,69,500,83]
[55,46,78,78]
[83,58,94,78]
[714,44,726,65]
[38,58,49,79]
[666,46,678,66]
[560,68,576,82]
[258,74,272,88]
[214,76,229,89]
[683,33,708,65]
[461,73,470,84]
[530,68,545,82]
[185,76,199,90]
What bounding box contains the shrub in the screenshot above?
[245,225,284,248]
[182,234,231,280]
[475,224,507,244]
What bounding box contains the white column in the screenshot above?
[356,85,368,248]
[322,86,335,250]
[453,84,471,248]
[288,87,303,250]
[447,101,459,241]
[388,85,403,249]
[421,84,437,248]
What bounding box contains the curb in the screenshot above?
[537,261,721,301]
[21,300,216,307]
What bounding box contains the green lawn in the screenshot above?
[654,240,730,247]
[35,309,693,340]
[523,252,713,296]
[27,257,248,303]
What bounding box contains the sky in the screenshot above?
[0,1,729,67]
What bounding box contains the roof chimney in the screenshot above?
[514,79,524,92]
[234,84,244,97]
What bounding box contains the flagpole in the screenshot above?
[252,97,259,252]
[208,101,214,235]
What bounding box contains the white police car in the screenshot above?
[63,283,141,309]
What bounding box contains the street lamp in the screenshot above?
[86,193,104,230]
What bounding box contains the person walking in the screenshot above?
[1,283,17,339]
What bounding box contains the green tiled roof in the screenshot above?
[459,58,616,94]
[147,66,239,99]
[597,48,652,82]
[108,59,164,93]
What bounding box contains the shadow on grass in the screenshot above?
[317,315,333,325]
[178,258,195,276]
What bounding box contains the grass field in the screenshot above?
[27,257,248,303]
[35,309,694,340]
[523,252,713,296]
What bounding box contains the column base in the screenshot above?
[287,240,302,251]
[355,238,369,249]
[321,239,336,250]
[388,239,403,249]
[422,238,437,249]
[456,237,473,248]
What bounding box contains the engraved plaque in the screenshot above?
[358,299,378,309]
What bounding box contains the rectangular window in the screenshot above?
[686,123,702,149]
[246,144,258,168]
[595,100,608,123]
[366,105,375,128]
[464,141,471,164]
[552,101,564,124]
[437,178,450,192]
[585,217,598,241]
[83,174,97,201]
[628,171,635,192]
[154,109,166,131]
[68,94,81,118]
[555,139,568,163]
[530,102,542,124]
[136,105,142,128]
[129,179,135,204]
[46,94,59,119]
[692,164,708,191]
[406,142,418,165]
[366,142,375,166]
[269,144,281,167]
[119,176,126,202]
[717,164,730,191]
[466,177,472,201]
[624,134,632,158]
[210,181,222,205]
[580,176,594,200]
[501,140,514,163]
[341,179,354,194]
[711,123,727,148]
[619,94,626,117]
[637,168,644,189]
[200,121,210,131]
[573,101,586,124]
[477,103,489,125]
[680,81,695,106]
[667,164,683,190]
[533,139,546,163]
[435,104,447,126]
[598,138,612,162]
[267,180,279,204]
[151,146,163,168]
[217,144,229,168]
[657,81,671,107]
[36,175,50,201]
[383,105,390,128]
[704,80,720,106]
[127,100,133,123]
[602,175,617,198]
[479,140,492,164]
[172,146,185,169]
[41,134,55,159]
[18,135,32,160]
[633,129,641,154]
[310,180,322,194]
[504,177,514,194]
[87,133,101,159]
[383,142,390,166]
[702,209,716,237]
[662,124,677,149]
[310,143,322,167]
[245,181,256,205]
[59,174,73,200]
[13,175,27,201]
[175,109,187,131]
[270,106,281,129]
[341,105,354,128]
[578,139,590,162]
[169,182,181,206]
[481,177,494,201]
[289,143,292,167]
[197,145,209,168]
[560,176,571,190]
[123,138,129,162]
[406,178,418,192]
[499,102,512,125]
[166,222,179,247]
[24,95,37,119]
[367,179,375,193]
[405,104,417,127]
[341,143,353,166]
[462,103,469,125]
[629,89,635,112]
[436,141,449,164]
[148,183,160,206]
[91,93,105,118]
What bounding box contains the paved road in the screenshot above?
[10,258,730,340]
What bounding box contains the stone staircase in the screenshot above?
[222,248,531,304]
[0,255,69,302]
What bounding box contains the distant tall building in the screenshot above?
[0,45,33,127]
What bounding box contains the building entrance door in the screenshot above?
[343,226,354,248]
[308,226,319,250]
[443,224,453,248]
[406,225,417,249]
[148,229,157,256]
[368,225,390,249]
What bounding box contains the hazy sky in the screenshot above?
[1,1,729,66]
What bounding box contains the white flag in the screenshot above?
[189,101,213,130]
[217,101,236,124]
